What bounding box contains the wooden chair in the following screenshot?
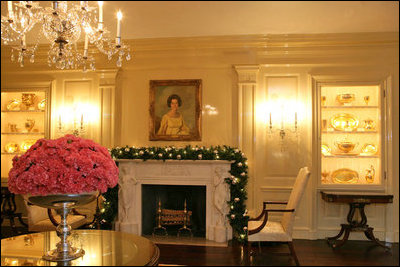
[247,167,311,266]
[23,199,96,232]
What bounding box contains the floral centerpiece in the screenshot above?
[8,134,119,196]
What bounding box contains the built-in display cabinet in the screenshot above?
[315,83,387,191]
[1,87,51,182]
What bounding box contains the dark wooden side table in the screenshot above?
[1,186,28,235]
[320,191,393,251]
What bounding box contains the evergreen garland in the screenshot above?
[102,145,249,243]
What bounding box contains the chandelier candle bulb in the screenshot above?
[8,1,14,19]
[84,34,88,57]
[98,1,104,30]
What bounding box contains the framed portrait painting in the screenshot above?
[149,79,202,141]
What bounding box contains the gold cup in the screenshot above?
[363,119,375,130]
[24,119,35,132]
[321,96,326,106]
[364,96,370,105]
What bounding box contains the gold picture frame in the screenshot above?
[149,79,202,141]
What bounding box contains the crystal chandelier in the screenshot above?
[1,1,131,71]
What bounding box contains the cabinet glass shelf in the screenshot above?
[323,155,379,158]
[322,106,378,109]
[1,132,45,135]
[1,110,45,113]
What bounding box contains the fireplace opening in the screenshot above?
[142,185,206,237]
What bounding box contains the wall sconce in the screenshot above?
[267,104,298,151]
[57,106,87,137]
[58,114,87,137]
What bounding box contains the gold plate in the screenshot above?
[331,168,359,184]
[6,99,21,111]
[361,143,378,155]
[330,113,359,131]
[321,144,331,156]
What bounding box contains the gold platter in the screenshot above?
[331,168,359,184]
[330,113,359,131]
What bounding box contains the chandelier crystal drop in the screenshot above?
[1,1,131,71]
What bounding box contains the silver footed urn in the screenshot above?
[23,191,98,262]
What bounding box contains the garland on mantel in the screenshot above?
[101,145,249,242]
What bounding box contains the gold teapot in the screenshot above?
[365,165,375,184]
[334,140,358,153]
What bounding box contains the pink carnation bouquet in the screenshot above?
[8,135,119,196]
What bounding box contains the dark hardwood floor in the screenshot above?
[157,240,399,266]
[1,226,398,266]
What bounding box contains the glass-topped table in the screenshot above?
[1,230,159,266]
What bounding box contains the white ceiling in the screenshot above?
[1,1,399,41]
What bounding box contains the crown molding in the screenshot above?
[2,32,398,71]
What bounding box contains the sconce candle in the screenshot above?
[269,112,272,126]
[116,11,122,45]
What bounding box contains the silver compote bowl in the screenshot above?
[23,191,98,262]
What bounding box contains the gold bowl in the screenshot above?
[335,141,357,153]
[336,93,355,105]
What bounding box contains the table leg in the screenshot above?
[327,224,345,244]
[364,227,392,252]
[331,226,351,248]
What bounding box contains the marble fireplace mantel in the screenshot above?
[114,159,233,243]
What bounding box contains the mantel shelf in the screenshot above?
[1,132,45,135]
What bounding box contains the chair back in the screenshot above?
[281,167,311,236]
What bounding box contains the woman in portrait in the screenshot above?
[157,94,190,135]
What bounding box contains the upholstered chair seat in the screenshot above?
[248,220,291,242]
[24,200,96,232]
